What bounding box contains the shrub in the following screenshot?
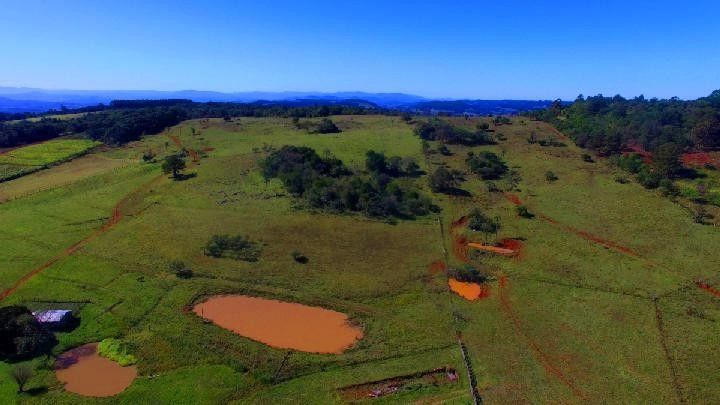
[467,208,500,238]
[204,234,261,261]
[637,167,661,189]
[516,205,534,218]
[142,149,156,162]
[10,364,34,393]
[97,338,137,366]
[614,175,629,184]
[449,265,487,283]
[315,118,341,134]
[169,260,193,278]
[582,153,594,163]
[545,171,558,182]
[291,251,309,264]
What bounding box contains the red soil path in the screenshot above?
[504,193,641,258]
[696,281,720,298]
[467,243,516,256]
[498,276,587,399]
[682,151,720,167]
[0,133,201,302]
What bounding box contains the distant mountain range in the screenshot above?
[0,86,556,115]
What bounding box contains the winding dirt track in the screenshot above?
[0,132,197,302]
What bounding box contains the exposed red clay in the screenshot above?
[467,242,516,256]
[498,276,587,399]
[55,343,137,397]
[696,281,720,298]
[623,143,653,164]
[682,152,720,167]
[448,278,491,301]
[193,295,363,354]
[504,193,523,206]
[428,260,447,275]
[499,238,524,253]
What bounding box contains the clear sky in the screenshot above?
[1,0,719,100]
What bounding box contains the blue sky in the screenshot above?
[1,0,719,99]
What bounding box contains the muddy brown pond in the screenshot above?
[193,295,363,354]
[55,343,137,397]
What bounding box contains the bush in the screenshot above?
[10,364,34,393]
[614,175,629,184]
[205,234,261,261]
[467,209,500,237]
[169,260,193,278]
[291,251,309,264]
[448,265,487,283]
[545,171,558,182]
[315,118,341,134]
[97,338,137,366]
[516,205,534,218]
[637,167,661,189]
[142,149,156,162]
[582,153,594,163]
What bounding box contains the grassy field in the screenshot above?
[0,115,718,403]
[0,139,101,183]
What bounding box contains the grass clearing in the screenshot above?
[0,115,718,403]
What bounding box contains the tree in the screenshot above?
[316,118,341,134]
[468,209,500,241]
[691,117,720,149]
[10,364,34,393]
[428,167,458,193]
[466,151,508,180]
[653,142,682,178]
[162,154,186,179]
[365,150,387,173]
[0,306,56,361]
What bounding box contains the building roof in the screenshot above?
[33,309,72,323]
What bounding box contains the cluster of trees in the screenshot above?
[262,145,435,218]
[0,101,382,148]
[415,119,495,146]
[365,150,420,177]
[0,306,56,361]
[465,151,508,180]
[533,90,720,154]
[204,234,262,261]
[610,144,683,190]
[293,117,342,133]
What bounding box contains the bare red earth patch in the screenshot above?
[504,193,523,206]
[696,281,720,298]
[428,260,447,275]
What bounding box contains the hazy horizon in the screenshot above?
[2,0,719,100]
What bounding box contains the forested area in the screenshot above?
[0,101,383,148]
[533,90,720,154]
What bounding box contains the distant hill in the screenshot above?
[398,99,560,116]
[0,87,424,112]
[0,87,560,115]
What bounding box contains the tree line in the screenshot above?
[0,101,384,148]
[532,90,720,154]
